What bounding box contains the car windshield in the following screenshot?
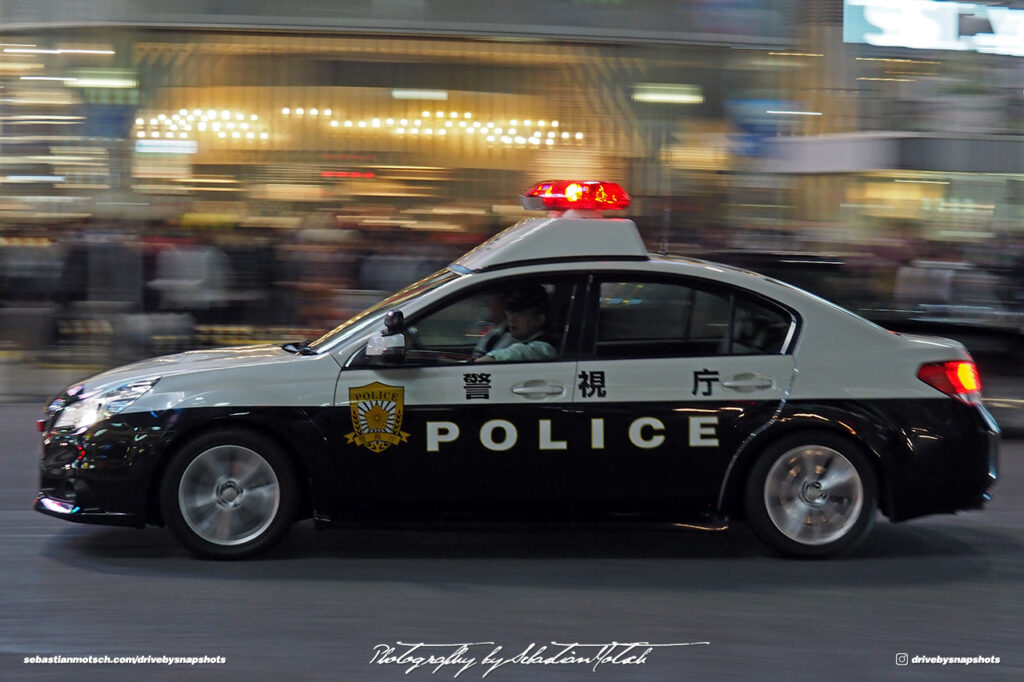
[307,268,461,352]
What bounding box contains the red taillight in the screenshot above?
[917,361,981,403]
[37,419,46,432]
[520,180,631,211]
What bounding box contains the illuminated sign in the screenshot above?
[135,139,197,154]
[844,0,1024,56]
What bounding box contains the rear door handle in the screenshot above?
[512,380,565,399]
[721,373,775,391]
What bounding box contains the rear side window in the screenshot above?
[593,279,792,359]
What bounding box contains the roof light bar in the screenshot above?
[520,180,630,212]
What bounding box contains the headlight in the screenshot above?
[54,379,159,431]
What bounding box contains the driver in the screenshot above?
[474,284,557,363]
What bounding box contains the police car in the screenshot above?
[35,180,999,559]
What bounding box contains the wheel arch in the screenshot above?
[717,408,897,521]
[144,413,317,526]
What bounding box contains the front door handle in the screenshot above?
[512,380,565,399]
[721,373,775,392]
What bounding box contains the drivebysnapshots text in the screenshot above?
[370,640,709,677]
[23,654,226,666]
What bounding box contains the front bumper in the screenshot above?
[34,492,142,527]
[35,412,169,529]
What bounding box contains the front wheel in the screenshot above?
[160,429,297,559]
[744,431,877,558]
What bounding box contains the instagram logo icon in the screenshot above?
[895,653,909,666]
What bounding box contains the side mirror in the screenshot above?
[365,310,407,364]
[365,333,406,363]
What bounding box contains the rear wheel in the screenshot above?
[160,429,297,559]
[744,431,877,558]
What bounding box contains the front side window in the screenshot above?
[403,276,578,365]
[592,278,792,359]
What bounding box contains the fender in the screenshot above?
[715,400,908,519]
[140,406,333,524]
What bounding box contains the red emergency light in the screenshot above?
[520,180,630,212]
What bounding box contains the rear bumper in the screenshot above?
[885,400,998,522]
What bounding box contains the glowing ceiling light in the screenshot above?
[322,109,331,116]
[295,107,304,115]
[310,108,318,116]
[137,131,145,138]
[259,132,268,139]
[330,120,339,127]
[179,109,187,116]
[391,89,448,100]
[281,107,290,115]
[135,118,144,125]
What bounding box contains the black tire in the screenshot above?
[160,428,297,559]
[744,431,877,558]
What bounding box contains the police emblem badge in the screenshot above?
[345,382,410,453]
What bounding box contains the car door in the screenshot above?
[320,273,587,517]
[572,273,797,515]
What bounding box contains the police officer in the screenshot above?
[474,284,557,363]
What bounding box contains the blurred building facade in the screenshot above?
[0,0,1022,369]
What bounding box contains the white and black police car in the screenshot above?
[36,180,998,559]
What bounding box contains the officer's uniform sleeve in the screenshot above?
[486,339,557,362]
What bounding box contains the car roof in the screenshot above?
[452,214,648,272]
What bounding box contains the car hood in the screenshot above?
[71,344,300,395]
